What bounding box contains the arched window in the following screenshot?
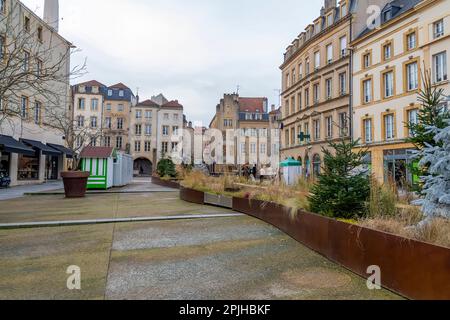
[313,154,321,177]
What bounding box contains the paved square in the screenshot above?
[0,187,402,300]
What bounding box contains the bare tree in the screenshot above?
[0,0,86,131]
[45,105,102,169]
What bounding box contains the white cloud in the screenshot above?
[21,0,323,124]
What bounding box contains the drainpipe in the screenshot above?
[349,14,354,142]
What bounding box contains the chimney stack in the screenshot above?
[44,0,59,32]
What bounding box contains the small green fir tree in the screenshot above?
[309,139,370,219]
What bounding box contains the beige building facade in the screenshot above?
[352,0,450,185]
[0,0,72,186]
[279,0,390,178]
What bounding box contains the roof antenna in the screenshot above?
[236,85,240,95]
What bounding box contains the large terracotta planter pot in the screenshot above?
[61,171,90,198]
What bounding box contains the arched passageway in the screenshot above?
[134,158,152,176]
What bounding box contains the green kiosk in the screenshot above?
[80,147,116,190]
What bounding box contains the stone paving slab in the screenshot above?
[0,215,402,300]
[0,193,233,224]
[0,213,244,230]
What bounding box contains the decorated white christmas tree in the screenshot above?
[418,121,450,219]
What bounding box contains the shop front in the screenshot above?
[20,139,62,182]
[384,149,417,189]
[0,135,35,185]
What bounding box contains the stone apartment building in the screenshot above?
[156,100,184,164]
[72,80,105,148]
[279,0,390,178]
[102,83,137,153]
[0,0,73,186]
[130,99,159,175]
[209,94,279,171]
[351,0,450,185]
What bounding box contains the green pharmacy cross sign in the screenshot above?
[298,132,311,142]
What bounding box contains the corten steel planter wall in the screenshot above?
[180,186,205,205]
[232,197,450,300]
[152,176,180,189]
[204,193,233,209]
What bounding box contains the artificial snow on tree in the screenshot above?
[418,121,450,219]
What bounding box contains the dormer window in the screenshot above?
[24,16,30,32]
[119,90,124,97]
[383,9,392,22]
[327,13,333,27]
[0,0,6,14]
[108,89,112,96]
[37,26,43,42]
[341,2,348,17]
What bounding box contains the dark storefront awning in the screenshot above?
[47,143,74,159]
[0,135,35,156]
[20,139,61,156]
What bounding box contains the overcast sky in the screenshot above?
[22,0,323,125]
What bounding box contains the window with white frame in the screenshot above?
[305,88,310,107]
[116,136,123,149]
[363,79,372,103]
[162,126,169,136]
[260,143,266,155]
[383,71,394,98]
[117,118,124,130]
[145,110,152,119]
[135,141,141,152]
[145,124,152,135]
[119,90,124,97]
[34,101,41,124]
[0,35,4,61]
[339,72,347,95]
[326,44,333,64]
[163,113,169,120]
[340,36,347,57]
[383,43,392,60]
[108,89,112,96]
[90,116,97,128]
[313,119,320,140]
[326,116,333,138]
[162,142,168,154]
[407,32,417,51]
[118,104,124,112]
[21,96,28,118]
[314,51,320,69]
[364,118,373,143]
[250,143,256,154]
[173,126,179,136]
[406,62,419,91]
[433,51,447,83]
[434,19,444,39]
[90,137,96,147]
[91,99,98,111]
[106,103,111,111]
[363,53,371,69]
[313,84,320,104]
[23,51,30,72]
[339,112,348,136]
[136,110,142,119]
[408,109,419,137]
[144,141,151,152]
[77,116,84,127]
[105,117,111,129]
[104,136,111,147]
[341,3,348,17]
[384,114,395,140]
[0,0,5,14]
[299,63,303,79]
[78,98,85,110]
[325,78,332,99]
[135,124,142,135]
